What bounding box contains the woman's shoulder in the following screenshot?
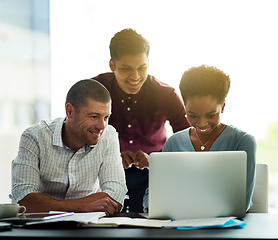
[225,125,256,144]
[226,125,254,137]
[213,125,256,152]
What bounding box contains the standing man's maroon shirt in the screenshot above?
[93,72,190,212]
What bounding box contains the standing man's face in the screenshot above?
[109,53,149,95]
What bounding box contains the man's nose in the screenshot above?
[130,69,139,80]
[96,118,106,130]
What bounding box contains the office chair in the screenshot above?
[249,163,269,213]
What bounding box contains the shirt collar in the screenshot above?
[53,118,65,148]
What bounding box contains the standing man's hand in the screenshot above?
[121,150,149,170]
[134,150,149,170]
[121,150,136,169]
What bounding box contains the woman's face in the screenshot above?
[185,96,225,135]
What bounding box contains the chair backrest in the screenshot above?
[248,163,268,213]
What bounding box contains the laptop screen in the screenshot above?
[148,151,247,220]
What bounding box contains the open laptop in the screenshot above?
[148,151,247,220]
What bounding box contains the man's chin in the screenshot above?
[127,86,142,95]
[86,137,100,146]
[91,139,100,145]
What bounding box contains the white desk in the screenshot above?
[0,213,277,239]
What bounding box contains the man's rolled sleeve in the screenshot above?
[98,127,127,206]
[101,163,127,206]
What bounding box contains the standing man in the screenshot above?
[12,80,127,215]
[92,29,190,212]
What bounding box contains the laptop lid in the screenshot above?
[149,151,247,220]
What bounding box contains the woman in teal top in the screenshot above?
[143,65,256,213]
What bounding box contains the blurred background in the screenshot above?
[1,0,278,211]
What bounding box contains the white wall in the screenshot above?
[50,0,278,140]
[50,0,278,211]
[0,0,50,203]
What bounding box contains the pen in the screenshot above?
[44,212,74,220]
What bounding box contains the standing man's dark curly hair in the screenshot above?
[109,28,150,65]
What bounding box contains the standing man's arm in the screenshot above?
[121,89,189,171]
[167,89,190,132]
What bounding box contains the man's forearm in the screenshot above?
[19,192,122,214]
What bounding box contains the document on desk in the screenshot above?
[164,217,246,229]
[57,212,106,224]
[24,212,169,228]
[24,213,245,229]
[85,217,171,228]
[83,216,245,229]
[49,212,106,224]
[25,212,106,226]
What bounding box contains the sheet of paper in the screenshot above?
[95,217,171,228]
[43,212,105,224]
[27,212,243,229]
[164,217,237,228]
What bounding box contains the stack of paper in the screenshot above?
[24,212,246,230]
[84,215,245,229]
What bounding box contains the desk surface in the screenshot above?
[0,213,277,239]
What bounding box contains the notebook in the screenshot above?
[148,151,247,220]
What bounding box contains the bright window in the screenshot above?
[49,0,278,212]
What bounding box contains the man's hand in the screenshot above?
[84,196,121,216]
[134,150,149,169]
[18,192,122,216]
[121,150,136,169]
[121,150,149,170]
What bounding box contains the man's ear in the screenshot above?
[65,103,74,118]
[109,59,115,72]
[221,102,226,113]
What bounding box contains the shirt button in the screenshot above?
[127,107,131,111]
[128,124,131,128]
[129,140,133,144]
[121,100,124,103]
